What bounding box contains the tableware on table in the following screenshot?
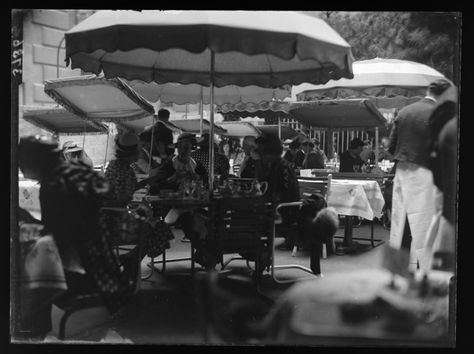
[252,180,268,196]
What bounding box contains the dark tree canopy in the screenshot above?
[305,11,460,85]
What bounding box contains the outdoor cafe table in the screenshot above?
[298,178,385,253]
[263,267,453,346]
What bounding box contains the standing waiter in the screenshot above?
[387,78,452,271]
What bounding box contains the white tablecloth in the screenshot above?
[328,179,385,220]
[298,178,385,220]
[19,180,41,213]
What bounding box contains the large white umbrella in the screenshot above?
[64,10,354,187]
[293,57,447,109]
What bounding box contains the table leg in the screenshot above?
[336,216,358,254]
[343,216,353,247]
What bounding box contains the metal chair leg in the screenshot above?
[371,220,375,247]
[141,256,154,280]
[270,225,319,284]
[58,310,75,340]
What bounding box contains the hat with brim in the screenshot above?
[115,131,139,153]
[289,140,301,149]
[175,132,197,147]
[349,137,365,149]
[62,141,83,153]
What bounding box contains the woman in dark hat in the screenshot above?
[301,139,325,169]
[143,132,208,245]
[283,139,305,169]
[104,131,141,207]
[102,131,175,262]
[255,133,300,251]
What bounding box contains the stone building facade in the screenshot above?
[18,9,95,136]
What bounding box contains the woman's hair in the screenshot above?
[255,133,283,157]
[219,140,233,155]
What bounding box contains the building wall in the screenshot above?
[21,10,94,107]
[18,9,107,158]
[19,9,94,137]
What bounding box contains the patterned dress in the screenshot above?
[104,159,138,206]
[40,161,134,314]
[191,148,230,179]
[103,158,174,258]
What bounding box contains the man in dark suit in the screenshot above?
[387,78,452,271]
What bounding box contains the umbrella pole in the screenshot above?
[148,115,156,176]
[208,51,215,189]
[103,130,110,172]
[82,122,86,148]
[278,116,281,140]
[375,126,379,167]
[199,86,204,136]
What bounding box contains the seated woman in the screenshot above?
[144,133,208,243]
[102,131,174,260]
[254,133,301,251]
[191,133,230,182]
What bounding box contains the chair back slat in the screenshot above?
[214,197,274,255]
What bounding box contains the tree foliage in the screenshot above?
[308,11,460,85]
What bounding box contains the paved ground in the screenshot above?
[40,221,390,344]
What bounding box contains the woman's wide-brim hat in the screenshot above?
[115,131,139,153]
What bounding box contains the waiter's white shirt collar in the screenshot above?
[424,96,437,103]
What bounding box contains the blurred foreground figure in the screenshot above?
[422,84,458,272]
[18,136,137,336]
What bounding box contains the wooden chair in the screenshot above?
[232,164,240,176]
[142,202,197,277]
[213,196,275,289]
[55,207,145,340]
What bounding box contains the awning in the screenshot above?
[289,99,387,131]
[218,121,261,137]
[119,117,226,135]
[167,119,227,135]
[218,101,291,120]
[21,106,109,135]
[256,125,301,140]
[43,75,155,124]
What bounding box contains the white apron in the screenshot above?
[389,161,443,269]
